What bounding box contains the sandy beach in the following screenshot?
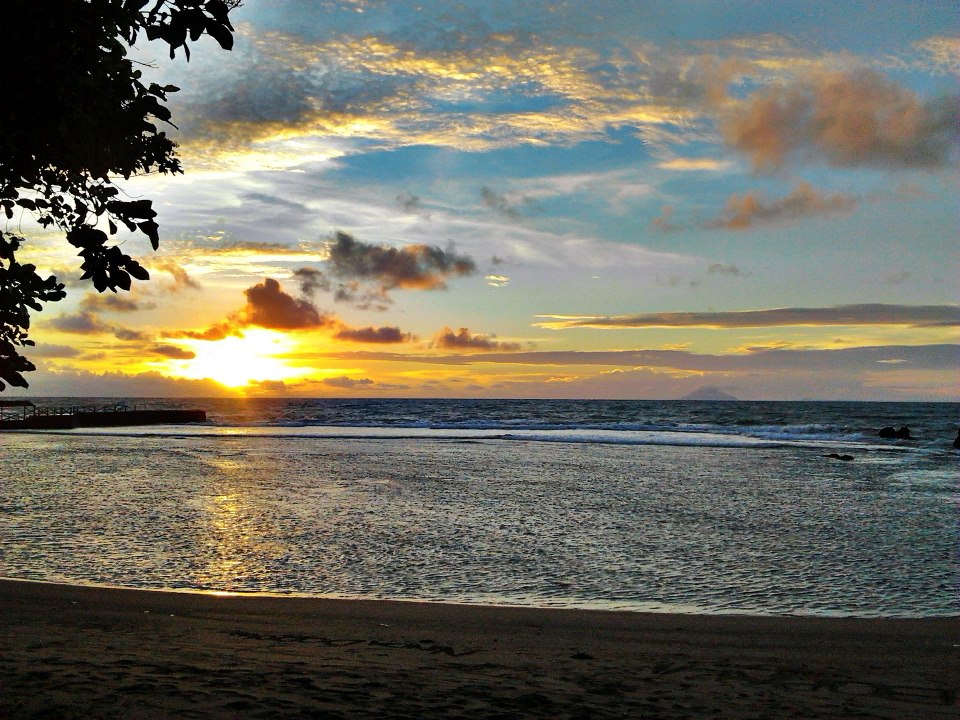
[0,579,956,718]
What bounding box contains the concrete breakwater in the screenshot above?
[0,408,206,430]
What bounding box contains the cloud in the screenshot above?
[170,24,702,166]
[0,368,236,398]
[330,281,392,311]
[49,311,110,334]
[396,192,425,214]
[914,36,960,74]
[80,293,153,313]
[185,241,323,257]
[26,343,81,359]
[711,182,858,229]
[113,327,151,342]
[240,278,330,330]
[171,277,412,345]
[657,158,732,171]
[150,344,196,360]
[322,375,375,389]
[535,304,960,329]
[485,274,509,287]
[333,325,412,344]
[328,344,960,374]
[325,231,475,292]
[708,263,750,277]
[177,277,335,339]
[651,205,680,233]
[152,260,201,292]
[723,69,960,170]
[293,267,330,296]
[883,271,911,285]
[432,327,521,352]
[480,186,522,219]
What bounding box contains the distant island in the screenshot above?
[681,386,739,401]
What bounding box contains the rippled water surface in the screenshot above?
[2,413,956,616]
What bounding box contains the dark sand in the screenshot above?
[1,579,957,718]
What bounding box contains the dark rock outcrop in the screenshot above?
[953,430,960,450]
[825,453,854,462]
[878,426,911,440]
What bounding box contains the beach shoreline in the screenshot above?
[1,579,957,718]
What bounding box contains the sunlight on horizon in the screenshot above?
[163,329,310,388]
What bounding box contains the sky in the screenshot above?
[10,0,960,400]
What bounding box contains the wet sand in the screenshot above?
[1,579,957,719]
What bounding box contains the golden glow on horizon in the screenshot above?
[164,329,309,388]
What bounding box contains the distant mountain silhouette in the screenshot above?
[681,386,739,401]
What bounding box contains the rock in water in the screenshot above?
[878,426,911,440]
[953,430,960,450]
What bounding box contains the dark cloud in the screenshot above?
[242,192,310,214]
[711,182,858,229]
[49,311,110,334]
[723,69,960,171]
[331,281,392,311]
[27,343,81,358]
[396,192,423,213]
[322,375,375,389]
[536,304,960,329]
[480,186,521,219]
[176,278,335,339]
[334,326,412,344]
[80,293,153,313]
[325,231,475,292]
[47,311,151,343]
[151,344,196,360]
[241,278,331,330]
[327,344,960,373]
[432,326,521,352]
[249,379,289,394]
[708,263,750,277]
[293,267,330,296]
[113,327,151,342]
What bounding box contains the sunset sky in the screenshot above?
[11,0,959,400]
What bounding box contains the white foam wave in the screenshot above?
[26,424,872,450]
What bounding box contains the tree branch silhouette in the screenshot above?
[0,0,238,390]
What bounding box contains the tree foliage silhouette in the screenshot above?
[0,0,238,390]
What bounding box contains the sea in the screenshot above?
[1,398,957,617]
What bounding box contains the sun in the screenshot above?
[165,329,307,388]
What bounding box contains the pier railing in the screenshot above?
[0,402,139,421]
[0,403,206,429]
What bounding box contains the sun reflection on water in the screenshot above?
[193,459,288,590]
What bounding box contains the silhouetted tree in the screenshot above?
[0,0,238,390]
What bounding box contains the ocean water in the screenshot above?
[1,398,957,617]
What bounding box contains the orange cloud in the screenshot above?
[176,277,335,340]
[712,182,858,229]
[723,69,960,170]
[334,326,412,344]
[173,277,416,347]
[432,327,521,352]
